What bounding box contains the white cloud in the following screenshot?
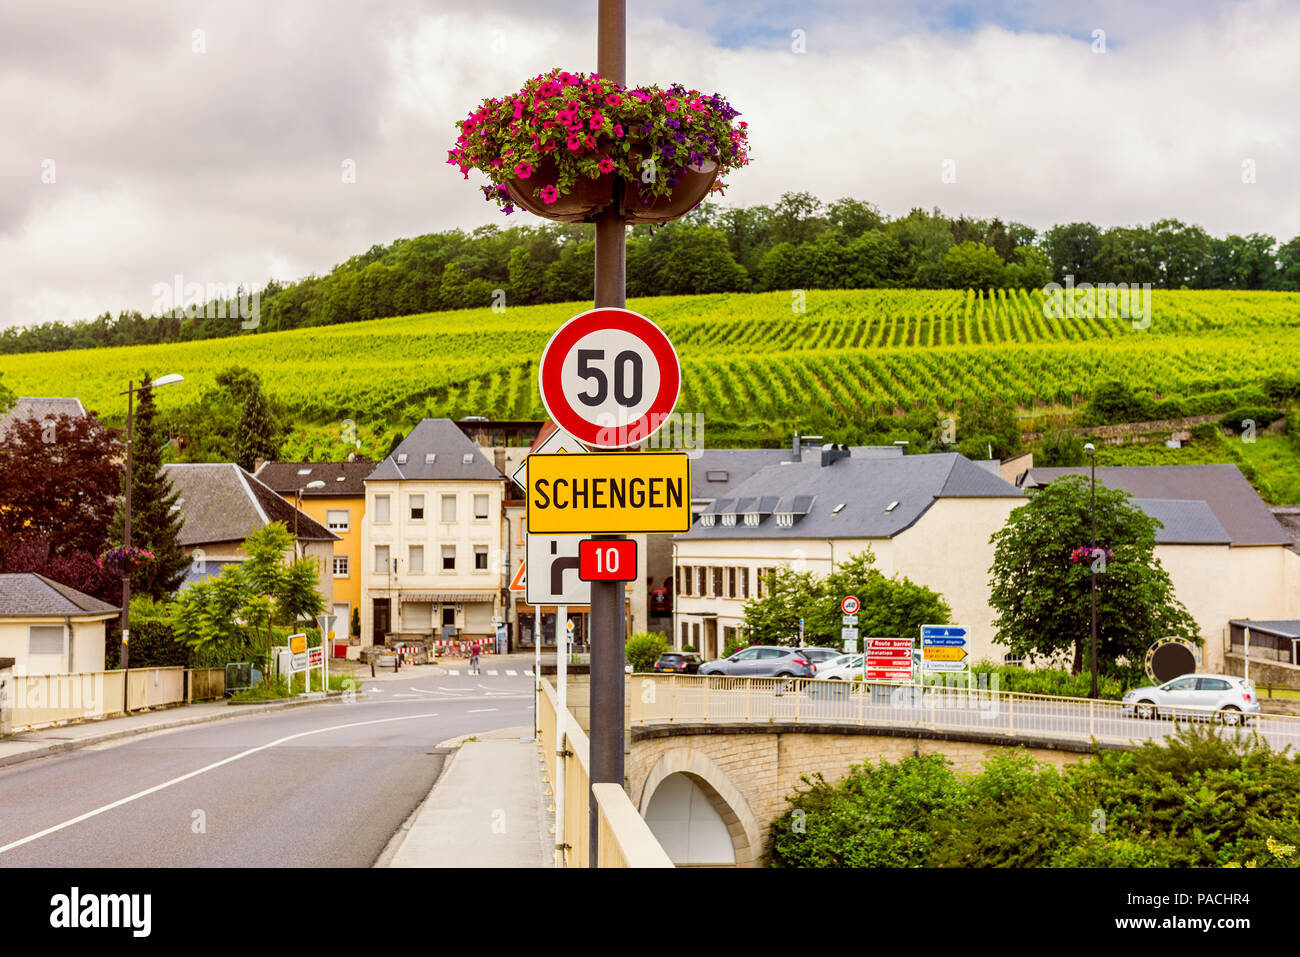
[0,0,1297,329]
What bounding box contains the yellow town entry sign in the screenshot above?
[526,452,691,534]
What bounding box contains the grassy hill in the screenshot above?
[3,288,1299,462]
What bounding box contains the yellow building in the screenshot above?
[255,460,377,648]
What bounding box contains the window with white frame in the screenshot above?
[409,494,425,520]
[375,544,390,572]
[408,544,424,573]
[326,509,350,532]
[700,513,715,527]
[441,494,457,522]
[333,555,349,577]
[722,513,736,526]
[744,513,759,526]
[473,494,490,520]
[374,494,390,523]
[442,545,456,570]
[740,566,750,599]
[474,545,489,570]
[28,624,64,655]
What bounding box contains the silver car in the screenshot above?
[1122,673,1260,725]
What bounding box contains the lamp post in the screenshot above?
[119,373,184,674]
[294,480,326,556]
[1084,442,1098,699]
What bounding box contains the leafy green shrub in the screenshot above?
[769,753,967,867]
[625,632,668,673]
[1220,407,1284,432]
[773,726,1300,868]
[971,663,1125,699]
[1036,429,1087,467]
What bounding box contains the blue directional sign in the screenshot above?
[921,624,970,673]
[921,626,968,639]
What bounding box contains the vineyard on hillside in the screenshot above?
[2,288,1298,453]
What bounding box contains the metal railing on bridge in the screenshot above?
[629,674,1300,752]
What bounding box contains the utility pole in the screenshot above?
[589,0,627,869]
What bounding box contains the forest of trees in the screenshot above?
[5,192,1300,355]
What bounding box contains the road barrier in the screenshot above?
[629,674,1300,751]
[538,677,672,868]
[4,666,222,735]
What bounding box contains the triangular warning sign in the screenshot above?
[509,561,527,592]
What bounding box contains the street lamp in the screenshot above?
[1083,442,1098,699]
[119,373,185,673]
[294,480,326,556]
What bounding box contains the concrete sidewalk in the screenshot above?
[0,691,354,768]
[382,725,553,868]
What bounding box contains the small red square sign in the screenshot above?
[578,539,638,582]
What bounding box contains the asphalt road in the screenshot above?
[0,669,535,867]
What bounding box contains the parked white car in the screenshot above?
[1121,673,1260,725]
[813,654,865,680]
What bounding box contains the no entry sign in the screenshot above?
[538,307,681,449]
[841,595,860,615]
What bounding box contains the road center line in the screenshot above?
[0,712,441,857]
[467,708,497,713]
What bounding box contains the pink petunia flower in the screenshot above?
[514,161,534,178]
[585,133,595,148]
[568,134,583,151]
[597,156,615,173]
[540,184,560,203]
[664,97,678,111]
[613,123,624,138]
[605,93,622,106]
[588,111,604,129]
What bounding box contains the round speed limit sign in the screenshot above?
[538,308,681,449]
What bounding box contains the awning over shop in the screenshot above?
[399,592,495,603]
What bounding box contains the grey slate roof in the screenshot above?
[0,573,118,617]
[162,463,338,546]
[1023,465,1291,547]
[366,419,504,483]
[255,460,378,497]
[1130,498,1232,545]
[1228,620,1300,639]
[684,452,1024,540]
[691,445,907,501]
[0,397,87,439]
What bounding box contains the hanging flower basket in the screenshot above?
[1070,546,1114,565]
[98,545,155,576]
[449,68,749,223]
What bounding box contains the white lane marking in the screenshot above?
[467,708,497,713]
[438,686,472,694]
[409,687,444,694]
[524,670,534,676]
[487,670,498,676]
[392,694,418,699]
[447,670,459,676]
[0,712,441,857]
[505,670,517,676]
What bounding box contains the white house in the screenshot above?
[360,419,506,648]
[0,574,118,675]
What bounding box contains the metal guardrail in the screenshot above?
[629,674,1300,751]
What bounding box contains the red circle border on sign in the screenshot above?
[842,595,860,615]
[537,307,681,448]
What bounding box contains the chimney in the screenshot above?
[792,433,801,461]
[820,444,850,467]
[800,435,823,464]
[253,457,265,473]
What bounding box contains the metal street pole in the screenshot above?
[555,603,567,866]
[121,382,134,688]
[1089,448,1098,699]
[589,0,627,869]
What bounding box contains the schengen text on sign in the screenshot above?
[526,452,691,534]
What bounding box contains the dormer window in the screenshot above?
[776,513,794,527]
[425,453,436,464]
[396,453,408,465]
[462,453,474,465]
[722,513,736,527]
[700,514,716,527]
[744,513,759,526]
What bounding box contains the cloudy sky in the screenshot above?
[2,0,1297,329]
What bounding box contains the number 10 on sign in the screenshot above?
[578,539,637,582]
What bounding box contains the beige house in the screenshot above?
[162,463,338,609]
[674,447,1026,661]
[1022,465,1300,672]
[361,419,506,648]
[0,574,118,675]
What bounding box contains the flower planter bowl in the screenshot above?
[503,156,615,223]
[621,156,719,225]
